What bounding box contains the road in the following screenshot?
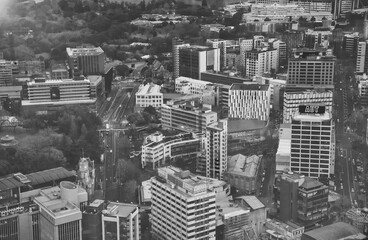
[334,60,356,207]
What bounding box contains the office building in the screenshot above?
[304,29,332,49]
[276,123,292,173]
[151,167,217,240]
[207,39,227,70]
[358,74,368,105]
[290,107,335,178]
[82,199,104,240]
[225,154,262,194]
[283,89,333,123]
[172,38,190,79]
[278,172,329,228]
[265,218,304,240]
[135,83,163,108]
[228,84,271,121]
[289,0,332,13]
[356,41,368,73]
[205,119,228,180]
[102,202,140,240]
[141,131,201,169]
[178,45,220,80]
[301,222,366,240]
[245,48,278,78]
[343,32,359,57]
[287,54,335,89]
[66,46,105,76]
[0,63,12,86]
[253,76,286,111]
[269,39,287,67]
[51,63,69,79]
[235,196,267,236]
[161,97,217,133]
[239,38,254,71]
[34,181,88,240]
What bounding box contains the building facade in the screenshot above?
[135,83,163,108]
[283,89,333,123]
[356,41,368,73]
[66,47,105,76]
[343,32,359,57]
[151,167,216,240]
[141,132,201,169]
[205,119,228,180]
[245,49,278,78]
[228,84,271,121]
[102,202,140,240]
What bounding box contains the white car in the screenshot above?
[352,188,355,193]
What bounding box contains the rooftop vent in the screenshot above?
[13,173,31,184]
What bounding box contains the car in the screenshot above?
[352,188,355,193]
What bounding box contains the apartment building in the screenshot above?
[141,131,201,169]
[161,98,217,133]
[205,119,228,180]
[178,45,220,80]
[228,84,271,121]
[66,46,105,76]
[269,39,287,67]
[135,83,163,108]
[245,48,279,78]
[239,38,254,71]
[278,172,328,228]
[102,202,140,240]
[283,89,333,123]
[290,107,335,178]
[151,167,217,240]
[304,29,332,49]
[172,38,190,79]
[287,55,335,89]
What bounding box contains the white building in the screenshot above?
[283,89,333,124]
[205,119,228,180]
[229,84,271,121]
[135,83,163,108]
[175,77,210,94]
[276,124,291,173]
[207,39,227,69]
[290,108,335,178]
[151,167,217,240]
[141,131,201,169]
[102,202,140,240]
[245,48,279,78]
[356,41,368,73]
[240,38,254,71]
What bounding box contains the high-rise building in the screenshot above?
[356,41,368,73]
[34,181,88,240]
[287,54,335,89]
[66,46,105,76]
[206,39,227,70]
[276,123,292,173]
[343,32,359,57]
[245,48,279,78]
[283,89,333,123]
[304,29,332,49]
[0,63,12,86]
[228,83,271,121]
[82,199,104,240]
[178,45,220,80]
[161,97,218,133]
[141,131,201,169]
[239,38,254,71]
[102,202,140,240]
[151,167,217,240]
[278,172,329,228]
[172,38,190,79]
[269,39,287,67]
[290,106,335,178]
[205,119,228,180]
[364,13,368,40]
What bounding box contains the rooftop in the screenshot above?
[236,195,265,210]
[103,202,137,218]
[136,83,162,95]
[266,218,304,233]
[227,154,261,178]
[66,47,104,57]
[228,119,267,133]
[292,111,332,121]
[299,177,324,190]
[0,167,75,192]
[277,124,291,155]
[302,222,361,240]
[230,83,269,91]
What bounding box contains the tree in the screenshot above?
[264,17,271,22]
[310,16,316,22]
[115,64,131,77]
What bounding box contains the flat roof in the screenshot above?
[104,202,137,218]
[230,83,269,91]
[0,167,75,191]
[228,119,267,133]
[87,75,103,84]
[236,195,265,210]
[136,83,161,95]
[302,222,360,240]
[228,154,261,178]
[292,111,332,121]
[66,47,104,57]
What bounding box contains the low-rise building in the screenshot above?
[301,222,365,240]
[276,123,291,173]
[135,83,162,108]
[225,154,262,194]
[265,218,304,240]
